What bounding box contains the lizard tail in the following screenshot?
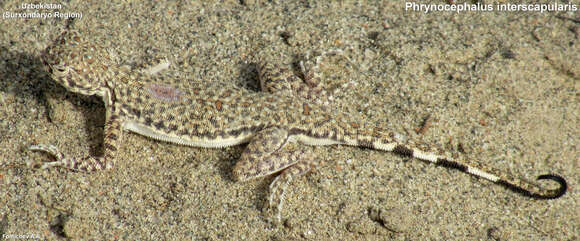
[495,174,567,199]
[356,139,567,199]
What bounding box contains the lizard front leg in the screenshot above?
[30,104,124,172]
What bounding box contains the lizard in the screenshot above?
[30,29,567,224]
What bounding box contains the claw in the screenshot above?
[40,161,64,169]
[29,144,65,168]
[29,144,62,158]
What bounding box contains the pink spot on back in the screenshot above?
[145,83,184,102]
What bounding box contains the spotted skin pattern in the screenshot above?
[30,29,567,224]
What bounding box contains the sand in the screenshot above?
[1,1,578,240]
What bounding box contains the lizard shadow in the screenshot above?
[0,46,105,163]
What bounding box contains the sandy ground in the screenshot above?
[1,1,578,240]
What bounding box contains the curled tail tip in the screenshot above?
[535,174,567,199]
[497,173,567,199]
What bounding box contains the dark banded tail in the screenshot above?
[432,154,567,199]
[364,141,567,199]
[496,174,567,199]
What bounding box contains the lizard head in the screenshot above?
[42,29,112,98]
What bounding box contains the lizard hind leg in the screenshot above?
[257,49,349,106]
[267,155,318,225]
[257,59,316,104]
[232,127,294,181]
[299,49,347,90]
[232,127,319,224]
